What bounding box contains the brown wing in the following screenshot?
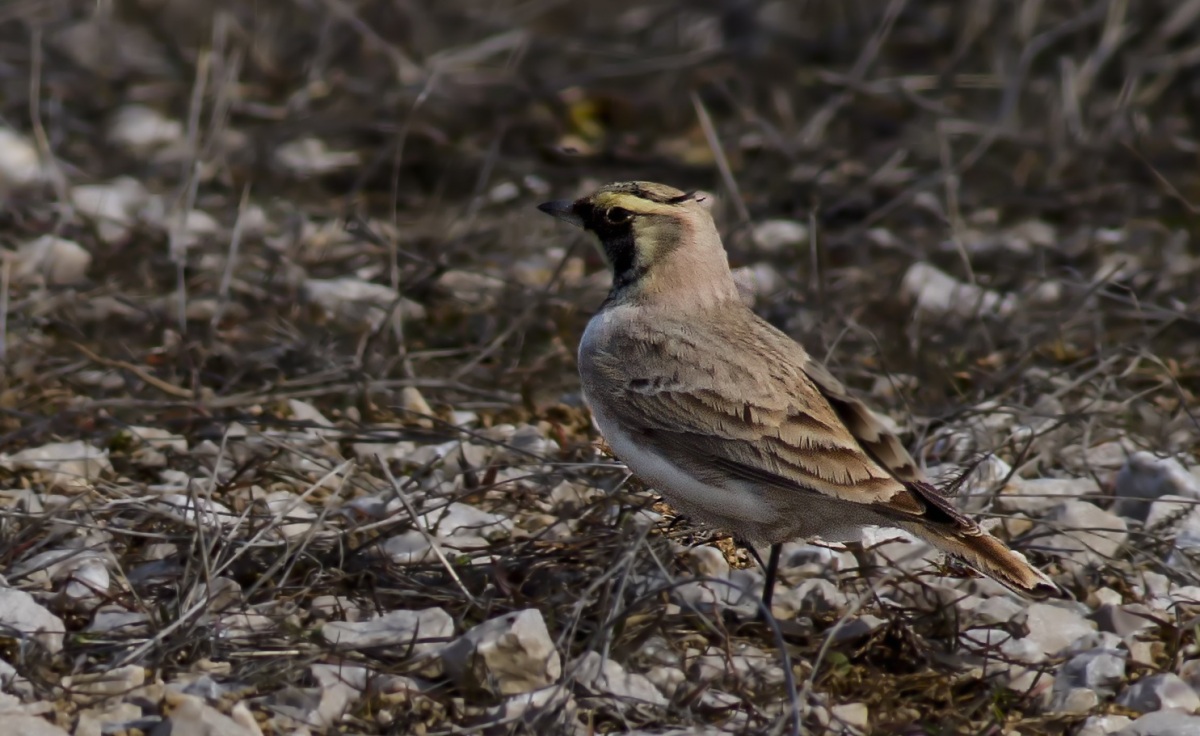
[583,312,936,521]
[800,359,927,484]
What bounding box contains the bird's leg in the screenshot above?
[732,539,778,617]
[737,537,766,569]
[844,540,875,584]
[761,543,782,612]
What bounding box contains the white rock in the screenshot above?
[304,277,426,332]
[0,657,19,689]
[1116,673,1200,714]
[1000,635,1046,666]
[1021,603,1097,656]
[829,614,886,643]
[1182,659,1200,693]
[827,702,870,735]
[778,542,839,580]
[61,557,110,606]
[1061,440,1138,473]
[193,578,242,614]
[751,219,809,253]
[107,105,184,150]
[962,626,1015,650]
[732,263,786,306]
[450,410,477,427]
[686,546,729,578]
[485,687,577,731]
[403,440,459,467]
[1169,516,1200,572]
[323,608,453,656]
[1057,649,1126,695]
[13,236,91,286]
[70,177,149,243]
[168,209,222,251]
[1169,584,1200,607]
[63,665,145,699]
[419,502,513,541]
[644,666,685,699]
[76,704,145,736]
[547,481,603,512]
[87,608,149,634]
[275,138,361,177]
[1144,495,1200,532]
[149,470,195,492]
[436,270,507,309]
[379,531,436,566]
[2,440,111,489]
[488,181,520,203]
[0,715,70,736]
[440,609,561,696]
[1113,452,1200,521]
[399,386,434,427]
[0,587,65,653]
[157,694,259,736]
[0,127,46,189]
[632,635,679,669]
[1048,686,1100,715]
[796,578,846,614]
[956,220,1056,257]
[966,595,1025,626]
[157,494,237,530]
[996,477,1100,514]
[1094,603,1161,639]
[262,492,318,539]
[1143,572,1174,600]
[11,547,106,586]
[1077,715,1133,736]
[1128,641,1157,668]
[1009,219,1057,249]
[724,568,765,614]
[353,439,417,465]
[304,663,367,728]
[901,262,1017,320]
[866,227,903,249]
[1069,630,1124,655]
[688,643,785,688]
[1043,501,1128,565]
[1093,587,1124,607]
[124,426,188,465]
[1116,711,1200,736]
[309,595,362,623]
[1006,666,1053,696]
[676,570,760,617]
[572,651,666,706]
[285,399,335,439]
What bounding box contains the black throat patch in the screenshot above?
[575,202,640,291]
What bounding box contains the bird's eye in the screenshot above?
[605,207,633,224]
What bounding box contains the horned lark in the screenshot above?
[539,181,1061,603]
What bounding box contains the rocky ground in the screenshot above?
[1,1,1199,735]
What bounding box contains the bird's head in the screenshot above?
[539,181,736,305]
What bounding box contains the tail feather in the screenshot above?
[891,478,1063,599]
[903,521,1063,600]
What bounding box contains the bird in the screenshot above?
[538,180,1061,608]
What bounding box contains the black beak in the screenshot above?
[537,199,584,228]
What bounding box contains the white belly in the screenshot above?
[585,399,776,527]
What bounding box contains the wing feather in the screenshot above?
[584,312,931,520]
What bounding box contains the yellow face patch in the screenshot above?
[583,181,693,213]
[587,191,674,218]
